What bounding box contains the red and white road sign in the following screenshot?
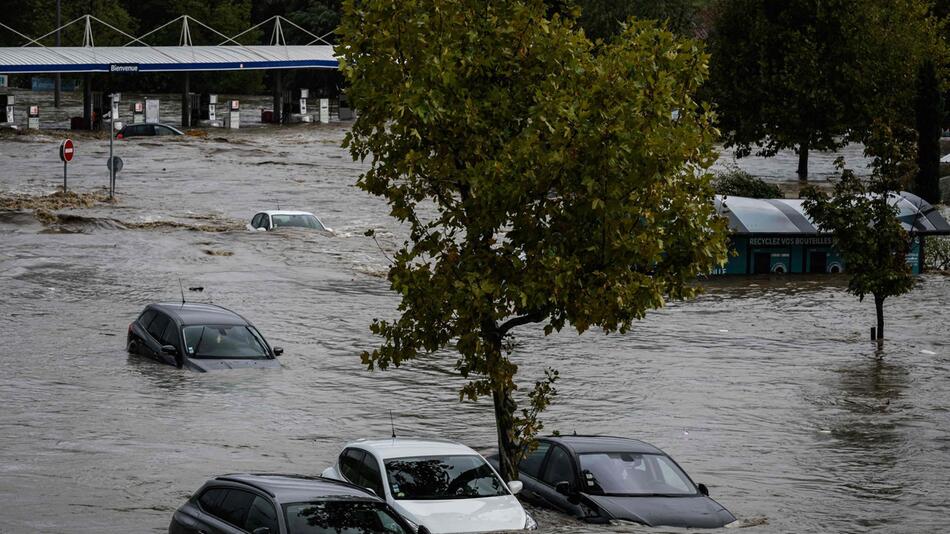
[59,139,75,163]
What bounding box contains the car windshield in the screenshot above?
[384,455,508,500]
[271,214,326,230]
[182,325,269,359]
[283,500,408,534]
[578,453,697,496]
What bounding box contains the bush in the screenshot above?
[926,236,950,271]
[713,165,784,198]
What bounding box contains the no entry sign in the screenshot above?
[59,138,74,193]
[59,139,75,163]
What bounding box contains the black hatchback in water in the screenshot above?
[509,435,736,528]
[127,303,282,371]
[169,473,417,534]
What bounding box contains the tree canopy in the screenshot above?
[338,0,728,479]
[706,0,943,180]
[802,170,915,342]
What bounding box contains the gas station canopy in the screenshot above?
[0,45,337,74]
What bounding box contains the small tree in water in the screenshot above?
[337,0,728,480]
[802,170,916,342]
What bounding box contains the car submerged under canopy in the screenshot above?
[714,191,950,275]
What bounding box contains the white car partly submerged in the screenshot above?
[248,210,331,232]
[321,438,537,533]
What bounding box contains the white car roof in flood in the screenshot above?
[347,438,481,460]
[261,210,317,217]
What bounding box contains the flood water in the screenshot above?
[0,91,948,533]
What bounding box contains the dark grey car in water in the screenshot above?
[169,474,417,534]
[507,435,735,528]
[127,303,282,371]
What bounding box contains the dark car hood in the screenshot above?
[582,493,736,529]
[184,358,281,371]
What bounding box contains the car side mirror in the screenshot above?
[417,527,432,534]
[161,344,178,355]
[697,483,709,496]
[273,347,284,356]
[507,480,523,495]
[555,481,572,496]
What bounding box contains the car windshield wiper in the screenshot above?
[193,326,207,357]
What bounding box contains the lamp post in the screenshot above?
[54,0,61,108]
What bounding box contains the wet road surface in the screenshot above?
[0,98,948,533]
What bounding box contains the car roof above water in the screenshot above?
[261,210,317,217]
[214,473,378,503]
[149,302,249,327]
[545,435,665,455]
[348,438,481,460]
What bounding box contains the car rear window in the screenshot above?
[146,313,170,341]
[138,309,157,329]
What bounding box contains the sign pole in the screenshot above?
[63,160,67,193]
[109,111,114,199]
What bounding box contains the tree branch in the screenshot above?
[498,311,545,335]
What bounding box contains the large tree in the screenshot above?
[338,0,728,479]
[706,0,858,180]
[707,0,940,181]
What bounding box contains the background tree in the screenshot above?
[849,0,944,190]
[571,0,711,40]
[802,169,915,342]
[338,0,728,479]
[913,60,944,203]
[706,0,859,180]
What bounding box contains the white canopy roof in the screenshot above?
[0,45,337,74]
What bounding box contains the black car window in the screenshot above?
[197,487,228,516]
[244,495,279,533]
[138,309,157,329]
[261,215,271,229]
[146,313,170,341]
[217,489,256,528]
[252,213,263,228]
[360,451,385,497]
[156,125,176,135]
[341,448,366,486]
[541,445,575,487]
[519,441,551,479]
[160,320,180,350]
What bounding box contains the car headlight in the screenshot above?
[524,512,538,530]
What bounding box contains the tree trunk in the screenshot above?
[797,139,810,181]
[491,384,518,481]
[874,293,885,341]
[915,60,943,204]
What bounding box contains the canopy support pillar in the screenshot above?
[82,73,92,130]
[273,70,283,125]
[181,72,191,128]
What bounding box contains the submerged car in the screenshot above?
[249,211,330,232]
[169,473,417,534]
[505,435,735,528]
[116,122,184,138]
[322,438,537,533]
[127,303,282,371]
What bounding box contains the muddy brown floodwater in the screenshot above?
[0,97,948,533]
